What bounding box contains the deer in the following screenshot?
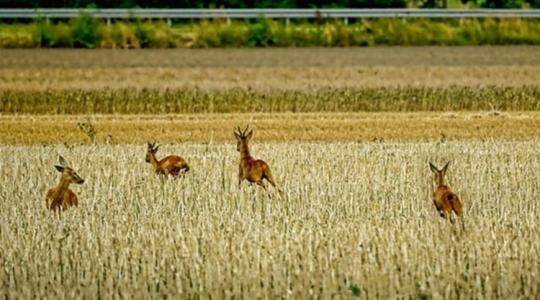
[234,126,281,193]
[429,161,465,231]
[145,142,190,177]
[46,156,85,212]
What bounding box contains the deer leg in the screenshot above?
[265,176,277,188]
[452,202,465,232]
[266,177,284,195]
[459,217,466,232]
[256,181,267,190]
[238,175,245,188]
[263,168,283,194]
[449,213,455,225]
[455,210,465,232]
[442,211,451,223]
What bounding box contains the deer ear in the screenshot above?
[234,132,241,141]
[442,161,450,173]
[429,162,439,174]
[58,155,67,166]
[154,144,160,152]
[55,165,65,172]
[246,130,253,140]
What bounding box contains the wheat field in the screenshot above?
[1,140,539,298]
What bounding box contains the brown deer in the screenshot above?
[429,162,465,231]
[145,142,190,176]
[234,126,281,192]
[46,156,84,212]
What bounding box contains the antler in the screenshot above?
[148,142,160,152]
[244,125,251,137]
[234,125,251,138]
[442,161,451,173]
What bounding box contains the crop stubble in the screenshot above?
[1,112,540,144]
[0,141,539,298]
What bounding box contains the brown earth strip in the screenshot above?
[1,47,540,91]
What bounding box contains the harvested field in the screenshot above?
[2,47,539,299]
[1,112,540,145]
[2,87,540,114]
[1,140,539,298]
[1,47,540,92]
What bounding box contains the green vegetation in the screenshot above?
[2,0,539,8]
[2,86,539,114]
[2,18,540,48]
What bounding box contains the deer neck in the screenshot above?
[53,177,71,198]
[149,152,161,171]
[239,142,252,162]
[436,176,446,189]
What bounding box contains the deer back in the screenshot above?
[46,187,79,211]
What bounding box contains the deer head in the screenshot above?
[429,161,450,187]
[145,142,160,163]
[233,126,253,152]
[55,155,84,184]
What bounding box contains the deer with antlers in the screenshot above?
[429,162,465,231]
[145,142,190,177]
[234,126,281,192]
[46,156,85,212]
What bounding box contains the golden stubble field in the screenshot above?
[1,112,540,144]
[1,140,539,298]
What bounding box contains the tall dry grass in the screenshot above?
[1,140,539,298]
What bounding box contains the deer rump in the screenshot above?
[155,156,189,176]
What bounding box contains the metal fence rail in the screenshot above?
[1,8,540,20]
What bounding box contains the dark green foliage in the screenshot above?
[70,8,102,48]
[35,20,74,47]
[247,18,273,47]
[417,292,430,300]
[134,19,151,47]
[462,0,538,8]
[349,284,363,296]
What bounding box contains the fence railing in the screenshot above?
[0,8,539,21]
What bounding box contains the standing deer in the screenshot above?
[46,156,84,212]
[234,126,281,192]
[429,162,465,231]
[145,142,190,177]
